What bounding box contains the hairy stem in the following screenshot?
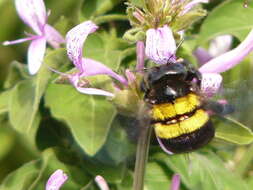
[132,119,152,190]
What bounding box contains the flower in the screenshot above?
[46,169,68,190]
[2,0,65,75]
[95,175,110,190]
[198,29,253,95]
[136,41,145,71]
[194,35,233,65]
[208,35,233,57]
[145,25,177,64]
[199,30,253,73]
[180,0,209,15]
[65,21,128,97]
[170,174,181,190]
[145,22,253,96]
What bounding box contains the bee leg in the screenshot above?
[204,100,235,115]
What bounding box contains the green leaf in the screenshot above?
[3,61,29,89]
[0,149,91,190]
[0,160,41,190]
[8,49,68,145]
[144,162,170,190]
[103,117,135,164]
[8,80,41,144]
[198,0,253,44]
[80,0,123,20]
[81,157,127,183]
[129,0,145,7]
[213,116,253,145]
[116,170,133,190]
[0,90,11,115]
[45,84,116,156]
[152,153,192,189]
[84,32,131,70]
[189,153,249,190]
[0,122,15,161]
[153,152,250,190]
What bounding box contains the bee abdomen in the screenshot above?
[157,120,214,153]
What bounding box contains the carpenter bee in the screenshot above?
[140,60,233,154]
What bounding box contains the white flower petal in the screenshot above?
[95,176,110,190]
[200,73,222,96]
[208,35,233,57]
[69,74,115,97]
[66,21,98,71]
[44,24,65,48]
[182,0,209,15]
[15,0,47,34]
[75,87,115,97]
[46,169,68,190]
[28,37,47,75]
[145,25,176,64]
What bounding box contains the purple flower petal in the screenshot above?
[170,174,181,190]
[208,35,233,57]
[199,29,253,73]
[81,58,128,86]
[2,35,38,46]
[95,175,110,190]
[136,41,145,70]
[28,37,47,75]
[46,169,68,190]
[145,25,176,64]
[194,47,212,65]
[125,69,136,84]
[69,74,115,97]
[75,87,115,97]
[15,0,47,35]
[66,21,98,72]
[44,24,65,48]
[200,73,222,96]
[182,0,209,15]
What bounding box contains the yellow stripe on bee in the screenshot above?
[152,103,177,120]
[151,93,200,120]
[174,93,200,114]
[154,109,209,139]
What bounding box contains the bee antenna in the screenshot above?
[167,37,185,63]
[176,37,185,50]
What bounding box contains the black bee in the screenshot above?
[140,61,232,154]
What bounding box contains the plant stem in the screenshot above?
[132,120,152,190]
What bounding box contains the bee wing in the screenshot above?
[203,100,235,116]
[209,78,253,126]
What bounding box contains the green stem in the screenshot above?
[132,120,152,190]
[235,144,253,176]
[94,14,128,25]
